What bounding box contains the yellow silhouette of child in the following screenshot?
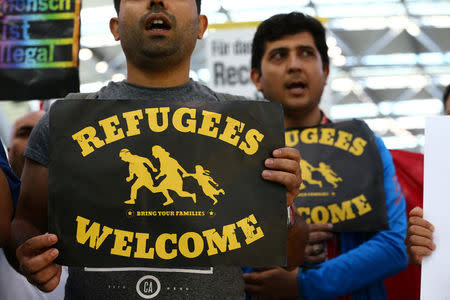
[185,165,225,205]
[317,162,342,188]
[119,149,157,204]
[152,145,196,206]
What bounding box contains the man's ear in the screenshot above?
[250,69,263,92]
[197,15,208,39]
[110,17,120,41]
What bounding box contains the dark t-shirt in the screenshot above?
[0,144,20,207]
[25,80,245,300]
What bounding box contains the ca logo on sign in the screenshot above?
[136,275,161,299]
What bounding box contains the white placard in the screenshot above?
[205,24,263,99]
[421,116,450,300]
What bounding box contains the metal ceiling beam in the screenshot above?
[414,33,443,53]
[363,30,398,55]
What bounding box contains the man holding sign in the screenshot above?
[245,12,408,299]
[10,1,306,299]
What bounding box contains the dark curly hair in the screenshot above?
[251,12,329,73]
[114,0,201,15]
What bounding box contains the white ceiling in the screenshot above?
[2,0,449,151]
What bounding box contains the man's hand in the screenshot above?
[304,223,333,265]
[243,267,300,300]
[262,148,306,267]
[262,148,301,206]
[406,207,436,265]
[16,233,62,292]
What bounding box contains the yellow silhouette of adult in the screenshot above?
[185,165,225,205]
[317,162,343,188]
[152,145,196,206]
[119,149,157,204]
[299,159,323,190]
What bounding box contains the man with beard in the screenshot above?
[244,13,408,299]
[10,1,306,299]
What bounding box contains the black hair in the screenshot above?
[114,0,201,15]
[444,84,450,105]
[251,12,329,73]
[114,0,119,14]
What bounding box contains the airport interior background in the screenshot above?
[1,0,449,153]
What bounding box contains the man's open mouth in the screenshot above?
[286,81,307,90]
[145,14,172,31]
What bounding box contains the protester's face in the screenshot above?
[8,111,44,178]
[445,96,450,115]
[111,0,207,69]
[251,32,329,115]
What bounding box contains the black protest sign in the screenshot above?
[0,0,80,100]
[287,120,388,232]
[49,100,287,267]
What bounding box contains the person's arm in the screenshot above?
[209,177,219,186]
[0,169,13,248]
[243,148,309,299]
[126,165,135,182]
[10,158,62,292]
[144,158,157,172]
[405,206,435,265]
[244,267,302,300]
[244,212,309,300]
[297,137,409,300]
[177,164,189,177]
[261,147,308,267]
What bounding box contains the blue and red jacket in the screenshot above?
[243,135,408,300]
[297,136,408,300]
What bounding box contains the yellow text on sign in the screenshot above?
[297,194,372,224]
[285,128,367,156]
[72,107,264,157]
[75,214,265,260]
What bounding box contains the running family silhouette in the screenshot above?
[119,146,225,206]
[299,159,343,190]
